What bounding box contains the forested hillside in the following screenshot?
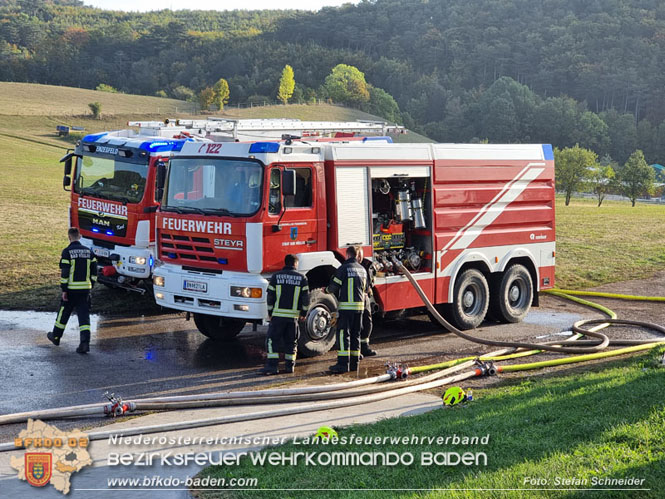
[1,0,664,163]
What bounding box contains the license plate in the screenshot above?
[93,247,110,258]
[183,279,207,293]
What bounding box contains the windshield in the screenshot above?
[163,158,263,217]
[75,155,148,204]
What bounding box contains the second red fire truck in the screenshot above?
[152,137,555,356]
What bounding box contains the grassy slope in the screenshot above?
[198,348,665,498]
[0,82,193,116]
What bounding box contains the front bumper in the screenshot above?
[82,237,154,279]
[153,265,269,320]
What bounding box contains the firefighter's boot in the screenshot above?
[76,330,90,354]
[361,344,377,357]
[284,361,295,374]
[46,331,61,346]
[329,357,350,374]
[260,359,279,376]
[349,355,359,373]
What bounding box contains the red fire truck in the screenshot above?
[152,140,555,356]
[62,119,398,292]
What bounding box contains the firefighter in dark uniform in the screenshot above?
[357,248,377,357]
[262,254,310,375]
[327,246,368,373]
[47,227,97,353]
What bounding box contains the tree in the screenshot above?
[554,145,597,206]
[213,78,230,111]
[587,163,615,207]
[277,65,295,105]
[323,64,370,108]
[368,86,401,122]
[198,87,215,111]
[618,150,656,207]
[88,102,102,119]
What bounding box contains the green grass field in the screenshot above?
[197,348,665,498]
[0,82,193,116]
[0,83,663,311]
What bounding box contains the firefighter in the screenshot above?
[327,246,368,374]
[262,254,310,375]
[356,248,378,357]
[47,227,97,353]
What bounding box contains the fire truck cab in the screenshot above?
[153,138,555,356]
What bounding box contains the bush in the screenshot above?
[95,83,117,93]
[88,102,102,119]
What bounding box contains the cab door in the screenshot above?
[263,164,319,272]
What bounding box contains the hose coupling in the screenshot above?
[474,359,497,376]
[103,392,136,418]
[386,362,409,380]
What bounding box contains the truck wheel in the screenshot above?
[488,264,533,323]
[298,288,337,357]
[193,313,246,341]
[448,269,489,330]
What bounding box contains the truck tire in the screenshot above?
[448,269,489,330]
[298,288,337,357]
[488,264,533,323]
[193,313,246,341]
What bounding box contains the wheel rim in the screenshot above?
[461,283,483,317]
[507,277,529,310]
[306,306,332,340]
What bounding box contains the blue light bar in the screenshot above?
[91,228,100,233]
[543,144,554,160]
[362,136,393,143]
[82,132,108,143]
[249,142,280,154]
[217,258,228,265]
[149,255,154,267]
[105,231,114,236]
[139,139,188,153]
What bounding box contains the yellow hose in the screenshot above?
[545,288,665,302]
[498,342,665,372]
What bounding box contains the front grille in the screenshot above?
[159,231,218,264]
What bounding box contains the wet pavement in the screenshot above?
[0,296,598,443]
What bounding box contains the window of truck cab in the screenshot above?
[163,157,264,217]
[268,166,313,215]
[75,155,148,204]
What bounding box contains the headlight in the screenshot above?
[153,276,165,287]
[231,286,262,298]
[129,256,147,265]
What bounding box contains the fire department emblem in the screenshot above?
[290,227,298,240]
[25,453,52,487]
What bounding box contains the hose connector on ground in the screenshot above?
[386,363,409,380]
[474,359,497,377]
[103,392,136,418]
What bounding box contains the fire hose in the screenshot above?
[0,266,664,453]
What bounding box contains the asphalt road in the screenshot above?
[0,295,597,443]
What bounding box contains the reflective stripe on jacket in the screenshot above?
[60,241,97,291]
[327,258,368,311]
[267,266,310,319]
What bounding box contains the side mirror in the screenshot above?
[60,151,76,192]
[155,161,167,202]
[64,156,73,176]
[282,169,296,197]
